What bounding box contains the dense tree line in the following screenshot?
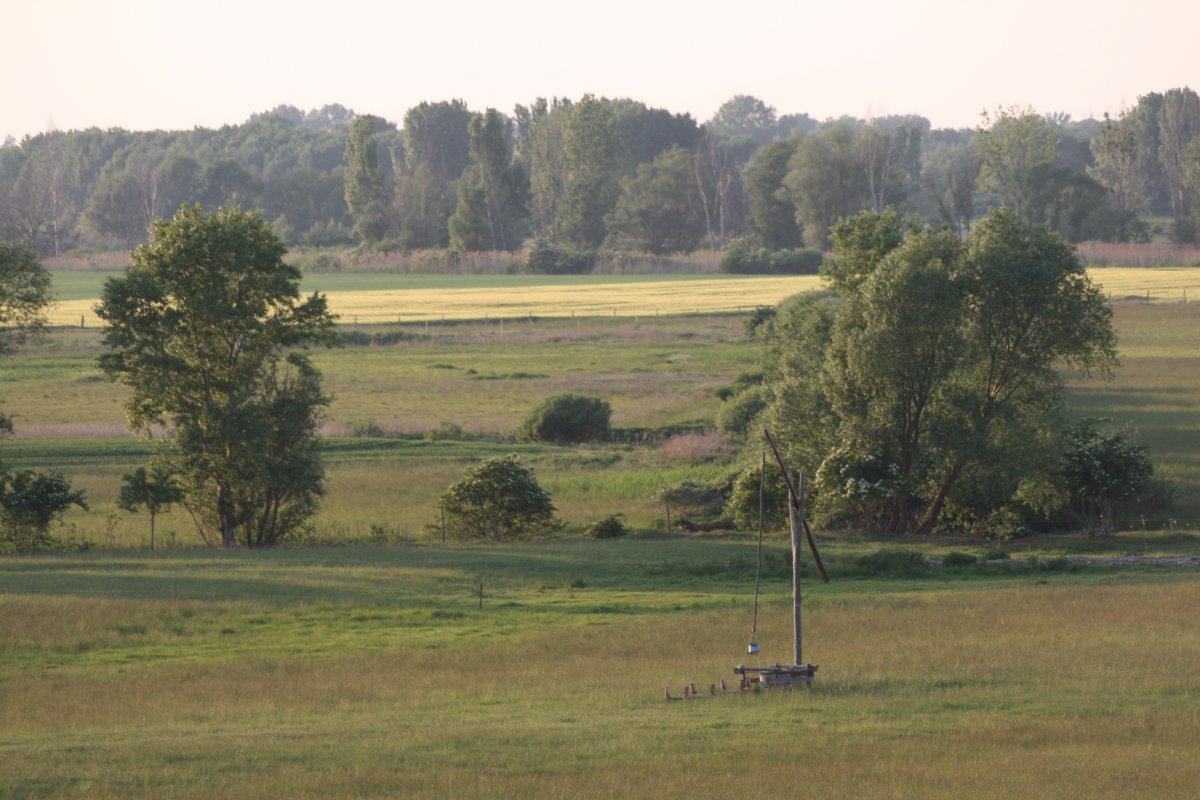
[3,89,1200,259]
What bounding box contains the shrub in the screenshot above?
[720,238,823,274]
[524,237,595,275]
[725,464,791,533]
[586,513,629,539]
[839,549,931,578]
[518,394,612,444]
[941,551,979,568]
[0,469,88,553]
[431,455,557,541]
[715,385,767,435]
[425,421,467,442]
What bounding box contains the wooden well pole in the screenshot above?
[787,470,804,666]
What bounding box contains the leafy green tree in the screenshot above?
[0,468,87,553]
[761,209,1117,535]
[975,106,1059,224]
[343,115,392,243]
[784,120,869,248]
[920,140,980,236]
[1060,420,1156,535]
[1157,87,1200,241]
[117,465,184,550]
[559,96,625,248]
[707,95,778,146]
[450,109,529,251]
[0,238,52,434]
[518,97,571,240]
[96,206,339,548]
[1089,112,1140,212]
[518,394,612,444]
[744,136,805,249]
[447,174,492,251]
[605,146,706,254]
[434,455,557,541]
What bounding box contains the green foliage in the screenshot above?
[605,147,706,254]
[1061,420,1158,534]
[343,115,392,243]
[715,385,767,436]
[434,454,557,541]
[96,206,339,548]
[744,137,805,249]
[941,551,978,568]
[719,238,823,274]
[838,549,931,578]
[0,468,87,553]
[0,238,52,357]
[762,209,1118,535]
[518,394,612,444]
[586,513,628,539]
[724,462,791,533]
[975,106,1059,224]
[523,237,595,274]
[559,96,625,248]
[117,465,183,550]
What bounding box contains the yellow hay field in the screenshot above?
[45,267,1200,327]
[49,275,824,326]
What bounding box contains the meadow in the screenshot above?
[2,540,1199,798]
[3,270,1200,797]
[6,276,1200,544]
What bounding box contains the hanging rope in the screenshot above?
[750,451,765,644]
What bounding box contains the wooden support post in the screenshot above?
[787,470,804,667]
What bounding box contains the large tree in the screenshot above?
[975,106,1059,224]
[0,238,53,433]
[605,146,706,254]
[96,206,339,548]
[761,208,1117,535]
[558,95,625,248]
[343,115,392,243]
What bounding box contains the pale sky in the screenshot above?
[4,0,1197,141]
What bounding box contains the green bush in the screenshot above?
[525,237,596,275]
[518,394,612,444]
[720,238,823,275]
[941,551,979,568]
[586,513,629,539]
[839,549,932,578]
[715,385,767,436]
[430,455,557,541]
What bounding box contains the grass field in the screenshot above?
[5,267,1200,797]
[3,292,1200,546]
[2,541,1199,798]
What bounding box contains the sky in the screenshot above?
[4,0,1197,141]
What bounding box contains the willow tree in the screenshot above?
[762,208,1117,535]
[97,206,338,547]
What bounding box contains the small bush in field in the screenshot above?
[659,431,726,461]
[518,394,612,444]
[586,513,629,539]
[431,455,557,541]
[941,551,979,568]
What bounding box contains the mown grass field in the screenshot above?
[2,541,1199,798]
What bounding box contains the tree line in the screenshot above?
[4,90,1200,259]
